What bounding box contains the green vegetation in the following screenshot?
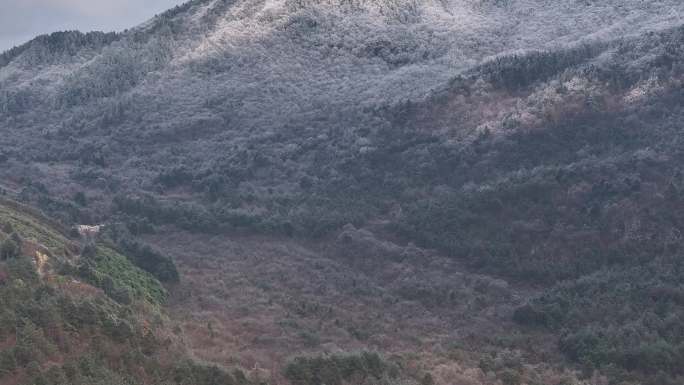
[77,245,168,306]
[0,234,20,260]
[0,199,71,251]
[515,255,684,382]
[172,361,251,385]
[102,226,180,283]
[0,199,253,385]
[284,352,398,385]
[0,255,146,384]
[476,42,607,91]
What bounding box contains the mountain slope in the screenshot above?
[0,198,260,385]
[2,0,684,384]
[1,0,682,219]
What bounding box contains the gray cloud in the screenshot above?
[0,0,184,51]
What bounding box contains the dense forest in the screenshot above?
[2,0,684,384]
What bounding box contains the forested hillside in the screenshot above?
[2,0,684,384]
[0,198,258,384]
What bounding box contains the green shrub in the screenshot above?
[77,246,167,305]
[7,256,38,282]
[172,361,248,385]
[284,352,395,385]
[0,349,16,375]
[0,237,20,260]
[115,238,179,283]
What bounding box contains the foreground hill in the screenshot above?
[0,198,261,385]
[2,0,684,384]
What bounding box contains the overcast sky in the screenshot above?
[0,0,185,52]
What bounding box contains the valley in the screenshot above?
[149,230,531,384]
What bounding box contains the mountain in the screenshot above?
[2,0,684,384]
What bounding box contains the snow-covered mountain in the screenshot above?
[3,1,684,384]
[3,0,684,113]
